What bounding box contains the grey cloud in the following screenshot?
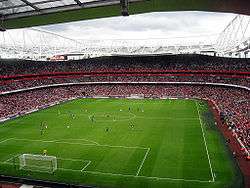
[39,11,236,40]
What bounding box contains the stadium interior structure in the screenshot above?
[0,1,250,188]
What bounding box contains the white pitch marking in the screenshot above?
[57,157,91,172]
[11,138,148,150]
[195,102,215,182]
[1,154,90,172]
[57,157,88,162]
[136,116,199,121]
[0,138,13,144]
[58,138,99,145]
[81,161,91,172]
[99,144,147,150]
[0,139,214,183]
[57,168,81,172]
[83,170,212,183]
[136,148,150,176]
[3,154,20,163]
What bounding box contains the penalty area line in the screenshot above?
[11,138,148,150]
[0,138,13,144]
[83,170,213,183]
[81,161,91,172]
[2,154,20,164]
[136,147,150,176]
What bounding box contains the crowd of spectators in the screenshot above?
[1,54,250,76]
[1,74,249,93]
[1,54,249,93]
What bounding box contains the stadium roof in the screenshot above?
[1,0,250,29]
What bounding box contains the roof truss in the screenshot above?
[20,0,40,11]
[0,0,134,20]
[73,0,83,6]
[2,0,250,30]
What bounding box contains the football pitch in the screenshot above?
[0,98,243,188]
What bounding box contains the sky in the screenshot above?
[0,11,239,59]
[39,11,236,43]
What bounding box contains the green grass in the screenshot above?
[0,98,243,188]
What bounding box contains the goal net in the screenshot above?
[19,154,57,173]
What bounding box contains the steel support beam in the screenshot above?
[19,0,40,11]
[0,15,6,31]
[0,0,62,11]
[73,0,84,6]
[215,14,250,55]
[120,0,129,16]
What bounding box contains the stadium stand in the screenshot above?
[0,54,250,76]
[0,54,249,92]
[1,75,250,93]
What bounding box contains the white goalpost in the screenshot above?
[19,154,57,173]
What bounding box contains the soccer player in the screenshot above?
[43,121,48,129]
[90,115,95,123]
[40,121,45,135]
[130,122,134,129]
[43,149,47,156]
[40,126,43,135]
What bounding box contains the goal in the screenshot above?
[19,154,57,173]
